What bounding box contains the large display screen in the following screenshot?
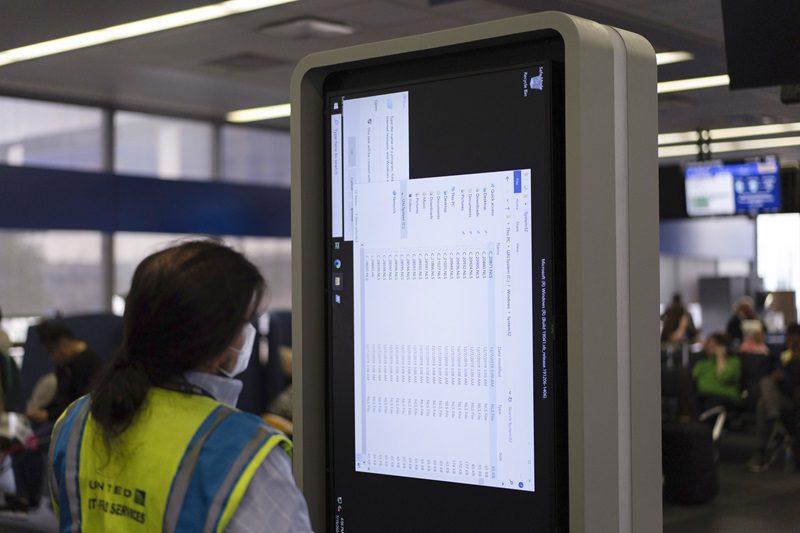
[685,157,781,216]
[325,37,566,532]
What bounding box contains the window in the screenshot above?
[0,230,104,316]
[238,237,292,310]
[222,125,290,186]
[0,96,103,172]
[114,233,292,310]
[115,112,213,180]
[113,232,192,296]
[757,213,800,292]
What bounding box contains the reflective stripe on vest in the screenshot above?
[49,396,91,532]
[50,389,291,532]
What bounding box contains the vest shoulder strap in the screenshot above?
[173,410,291,533]
[49,395,92,531]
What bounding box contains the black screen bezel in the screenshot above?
[321,33,568,532]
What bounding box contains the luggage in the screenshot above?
[662,422,718,504]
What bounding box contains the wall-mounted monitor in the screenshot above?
[722,0,800,89]
[685,157,781,217]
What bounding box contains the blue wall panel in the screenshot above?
[0,165,290,237]
[660,217,755,259]
[0,165,115,231]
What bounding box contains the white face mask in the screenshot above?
[219,323,256,378]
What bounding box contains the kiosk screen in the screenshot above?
[325,37,566,532]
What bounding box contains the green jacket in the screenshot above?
[692,356,741,401]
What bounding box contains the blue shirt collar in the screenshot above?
[184,370,243,407]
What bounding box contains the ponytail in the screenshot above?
[90,350,153,443]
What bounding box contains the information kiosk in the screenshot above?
[291,11,659,532]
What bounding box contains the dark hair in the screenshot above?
[91,239,265,443]
[36,320,76,351]
[707,331,729,350]
[660,307,685,342]
[786,322,800,338]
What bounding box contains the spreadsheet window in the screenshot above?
[338,90,536,492]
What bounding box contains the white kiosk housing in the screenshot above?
[291,11,659,532]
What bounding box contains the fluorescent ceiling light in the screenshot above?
[227,103,291,122]
[657,74,730,94]
[259,17,356,39]
[709,121,800,140]
[658,144,701,159]
[0,0,297,67]
[710,135,800,154]
[658,130,700,145]
[655,51,694,66]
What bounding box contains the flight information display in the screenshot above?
[325,37,565,532]
[685,157,781,216]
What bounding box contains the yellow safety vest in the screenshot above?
[49,388,291,532]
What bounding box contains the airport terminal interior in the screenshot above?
[2,0,800,531]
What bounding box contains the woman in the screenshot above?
[692,332,742,411]
[48,240,312,532]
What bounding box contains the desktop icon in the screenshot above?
[335,294,341,304]
[530,66,544,91]
[333,274,343,290]
[334,259,342,269]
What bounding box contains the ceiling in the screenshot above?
[1,0,798,142]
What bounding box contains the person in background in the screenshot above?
[748,323,800,472]
[28,321,103,423]
[739,321,770,355]
[692,332,741,412]
[0,306,20,413]
[0,306,11,356]
[661,294,699,345]
[1,322,104,512]
[726,296,757,346]
[49,240,312,531]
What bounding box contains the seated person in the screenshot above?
[748,323,800,472]
[27,321,104,424]
[2,321,103,512]
[692,332,741,412]
[739,321,769,355]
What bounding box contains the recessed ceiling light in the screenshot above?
[655,51,695,66]
[0,0,298,67]
[710,135,800,154]
[709,121,800,140]
[658,74,730,94]
[259,17,356,39]
[227,103,291,122]
[658,144,701,158]
[658,130,700,145]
